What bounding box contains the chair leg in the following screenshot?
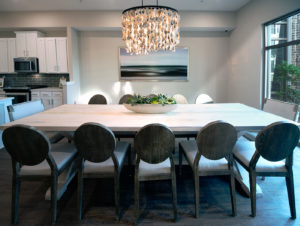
[127,145,132,176]
[179,144,183,176]
[249,171,256,217]
[229,172,236,216]
[194,171,199,218]
[51,173,58,224]
[171,169,177,221]
[11,175,20,225]
[77,165,84,221]
[134,172,140,225]
[286,171,296,219]
[114,173,121,221]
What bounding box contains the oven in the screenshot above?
[4,85,47,104]
[4,88,30,104]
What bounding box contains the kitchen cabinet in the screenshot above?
[0,38,16,73]
[15,31,44,57]
[37,38,47,73]
[0,39,8,73]
[45,37,68,73]
[7,39,16,73]
[31,89,63,110]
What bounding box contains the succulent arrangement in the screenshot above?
[126,94,176,106]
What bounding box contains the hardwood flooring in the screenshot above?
[0,147,300,225]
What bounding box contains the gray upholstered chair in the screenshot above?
[134,123,177,224]
[7,100,66,143]
[172,94,188,104]
[179,121,237,218]
[195,94,214,104]
[119,94,134,104]
[234,121,299,218]
[2,124,77,224]
[74,122,131,221]
[88,94,107,104]
[244,99,299,141]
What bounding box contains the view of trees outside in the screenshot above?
[265,12,300,104]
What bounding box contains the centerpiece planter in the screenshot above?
[124,94,177,114]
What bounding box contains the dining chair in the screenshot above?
[2,124,78,224]
[7,100,65,143]
[179,121,237,218]
[134,123,177,224]
[147,94,156,98]
[234,121,299,218]
[172,94,188,104]
[88,94,107,104]
[195,94,214,104]
[73,122,131,221]
[244,99,299,141]
[119,94,134,104]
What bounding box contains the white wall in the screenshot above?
[78,31,230,104]
[228,0,299,108]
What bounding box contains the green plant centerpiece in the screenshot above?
[124,94,177,114]
[127,94,176,105]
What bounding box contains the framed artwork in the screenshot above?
[119,47,188,81]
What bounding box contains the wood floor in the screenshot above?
[0,147,300,226]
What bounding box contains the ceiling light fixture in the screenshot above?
[121,0,180,55]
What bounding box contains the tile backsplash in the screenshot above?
[0,73,69,87]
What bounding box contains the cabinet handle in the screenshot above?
[57,65,59,72]
[23,50,25,56]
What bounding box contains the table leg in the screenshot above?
[45,161,77,200]
[233,161,262,197]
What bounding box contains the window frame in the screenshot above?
[262,8,300,108]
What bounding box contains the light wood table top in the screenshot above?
[0,103,297,132]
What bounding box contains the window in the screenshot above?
[264,9,300,104]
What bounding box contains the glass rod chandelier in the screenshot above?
[122,0,180,55]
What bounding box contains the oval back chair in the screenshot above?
[3,125,50,166]
[119,94,134,104]
[3,124,77,224]
[74,123,116,163]
[233,121,300,218]
[134,123,177,223]
[195,94,213,104]
[256,122,299,162]
[135,123,175,164]
[88,94,107,105]
[179,121,237,218]
[74,122,131,221]
[196,121,237,160]
[172,94,188,104]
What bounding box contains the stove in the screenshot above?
[4,85,48,104]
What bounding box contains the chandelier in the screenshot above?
[121,0,180,55]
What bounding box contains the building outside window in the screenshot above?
[264,10,300,104]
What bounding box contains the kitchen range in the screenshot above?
[4,84,47,104]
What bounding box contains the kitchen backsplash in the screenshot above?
[0,74,69,87]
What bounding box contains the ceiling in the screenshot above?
[0,0,250,12]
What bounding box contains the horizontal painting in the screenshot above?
[119,47,188,81]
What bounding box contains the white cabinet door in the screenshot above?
[56,38,68,73]
[26,32,38,57]
[52,91,63,108]
[37,38,47,73]
[31,91,40,101]
[15,32,26,57]
[0,39,8,73]
[45,38,57,73]
[40,91,52,110]
[7,39,16,73]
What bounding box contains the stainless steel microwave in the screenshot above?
[14,57,39,73]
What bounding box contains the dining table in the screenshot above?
[1,103,298,198]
